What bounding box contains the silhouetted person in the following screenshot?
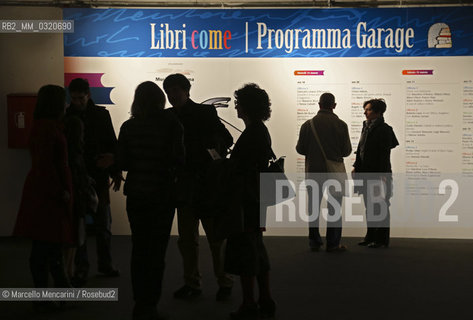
[14,85,72,310]
[163,73,234,301]
[66,78,121,286]
[354,99,398,248]
[63,115,96,280]
[296,92,352,252]
[224,83,275,319]
[117,81,185,320]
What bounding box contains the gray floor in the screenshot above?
[1,235,473,320]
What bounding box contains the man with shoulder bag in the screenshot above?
[296,92,352,253]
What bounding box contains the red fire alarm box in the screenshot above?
[7,94,37,149]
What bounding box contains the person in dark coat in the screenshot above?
[163,73,234,301]
[14,85,72,296]
[353,99,399,248]
[117,81,184,320]
[66,78,121,285]
[224,83,275,319]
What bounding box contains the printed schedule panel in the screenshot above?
[64,7,473,237]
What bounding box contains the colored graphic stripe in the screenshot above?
[294,70,324,76]
[402,70,434,75]
[63,7,473,58]
[66,87,114,105]
[89,87,114,105]
[64,73,105,87]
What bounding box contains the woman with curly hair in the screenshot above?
[225,83,276,319]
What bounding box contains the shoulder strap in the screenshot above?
[266,131,277,160]
[309,119,328,161]
[257,123,277,161]
[268,138,277,160]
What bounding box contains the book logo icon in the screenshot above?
[428,23,452,48]
[64,73,114,105]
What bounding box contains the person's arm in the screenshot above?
[54,129,73,204]
[98,108,126,191]
[171,115,186,167]
[233,128,270,204]
[296,122,307,155]
[341,122,352,157]
[208,106,233,157]
[112,121,129,192]
[94,108,118,169]
[353,120,367,172]
[377,125,399,172]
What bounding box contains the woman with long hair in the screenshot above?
[117,81,184,320]
[14,84,73,308]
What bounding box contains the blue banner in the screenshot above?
[63,7,473,58]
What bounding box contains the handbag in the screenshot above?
[309,119,347,191]
[261,148,296,207]
[86,176,99,213]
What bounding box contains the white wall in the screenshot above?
[0,6,135,237]
[0,6,66,236]
[1,5,472,239]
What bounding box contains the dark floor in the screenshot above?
[1,235,472,320]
